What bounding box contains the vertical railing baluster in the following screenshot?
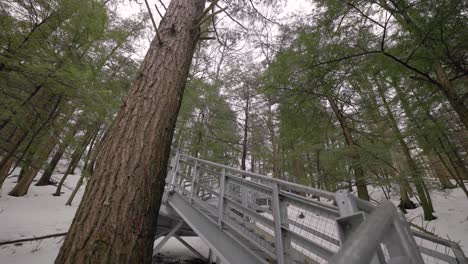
[170,151,180,189]
[218,168,226,228]
[272,183,287,264]
[163,151,180,202]
[190,160,198,204]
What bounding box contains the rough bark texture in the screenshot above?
[55,1,205,263]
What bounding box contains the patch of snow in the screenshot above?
[0,169,208,263]
[366,184,468,251]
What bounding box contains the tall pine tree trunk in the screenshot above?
[327,96,370,200]
[376,85,435,220]
[55,1,206,263]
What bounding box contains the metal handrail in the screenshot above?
[164,151,468,264]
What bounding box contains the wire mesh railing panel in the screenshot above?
[285,199,340,250]
[165,153,467,264]
[413,235,458,264]
[222,175,278,257]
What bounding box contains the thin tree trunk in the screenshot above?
[9,136,57,196]
[0,158,14,190]
[53,129,96,196]
[376,85,435,220]
[432,63,468,130]
[0,131,28,187]
[55,1,205,263]
[327,96,370,200]
[266,103,279,178]
[35,142,68,186]
[427,154,456,189]
[241,97,249,171]
[65,130,100,206]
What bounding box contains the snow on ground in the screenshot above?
[0,165,208,264]
[367,184,468,252]
[0,162,467,263]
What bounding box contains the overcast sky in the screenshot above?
[115,0,313,58]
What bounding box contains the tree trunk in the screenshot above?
[432,63,468,130]
[35,142,68,186]
[266,103,280,178]
[0,131,28,188]
[327,96,370,200]
[55,1,205,263]
[53,129,96,196]
[241,97,249,171]
[9,136,57,196]
[0,158,14,190]
[427,154,456,189]
[66,131,99,206]
[376,85,435,220]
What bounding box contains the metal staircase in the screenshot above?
[154,151,468,264]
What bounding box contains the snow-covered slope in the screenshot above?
[0,168,208,263]
[369,185,468,251]
[0,166,466,263]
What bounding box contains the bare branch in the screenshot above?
[144,0,161,43]
[198,0,220,22]
[158,0,166,10]
[215,3,247,30]
[193,6,227,29]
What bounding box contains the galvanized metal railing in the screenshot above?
[162,151,468,264]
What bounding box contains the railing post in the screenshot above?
[218,168,226,228]
[335,190,383,264]
[190,160,198,204]
[170,152,180,189]
[163,151,180,202]
[272,183,290,264]
[387,211,425,264]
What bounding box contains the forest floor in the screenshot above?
[0,164,467,263]
[0,162,208,264]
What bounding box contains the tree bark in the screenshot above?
[66,129,100,206]
[327,96,370,200]
[0,158,14,190]
[432,63,468,130]
[53,128,96,196]
[9,136,57,196]
[55,1,205,263]
[35,142,68,186]
[376,85,435,220]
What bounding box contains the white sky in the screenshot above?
[115,0,313,58]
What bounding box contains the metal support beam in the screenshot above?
[335,190,383,264]
[174,235,207,261]
[272,183,286,264]
[153,220,184,255]
[218,168,226,228]
[190,161,198,204]
[163,151,180,202]
[168,192,267,264]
